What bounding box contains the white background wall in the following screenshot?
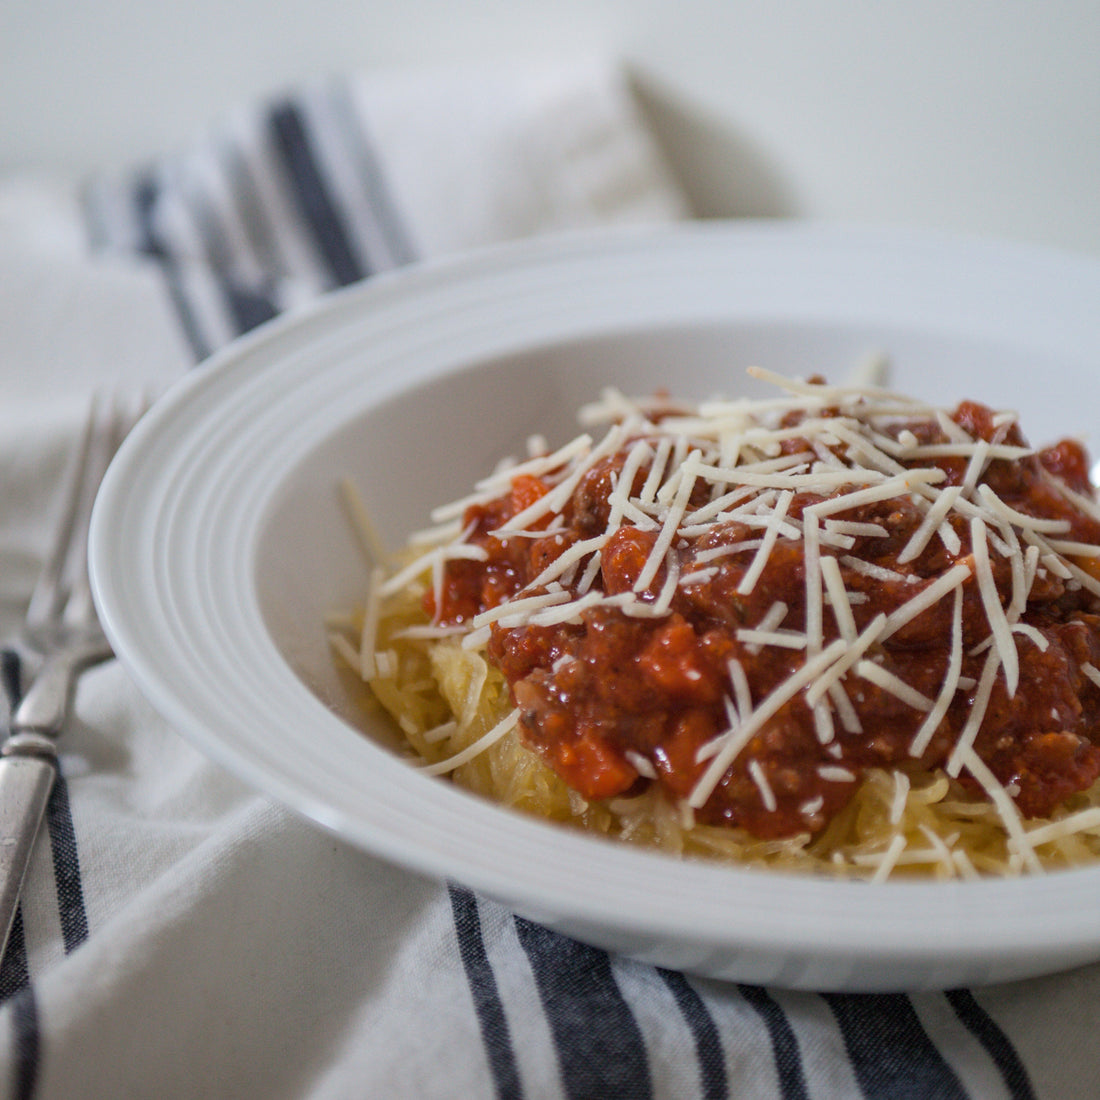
[3,1,1099,257]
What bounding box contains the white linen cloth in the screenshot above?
[0,58,1094,1100]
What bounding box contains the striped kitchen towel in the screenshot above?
[80,59,686,362]
[0,57,1090,1100]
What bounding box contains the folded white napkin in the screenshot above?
[0,58,1093,1100]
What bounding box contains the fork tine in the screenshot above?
[65,393,150,629]
[23,397,104,635]
[62,399,128,630]
[26,394,148,639]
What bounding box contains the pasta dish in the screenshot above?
[331,369,1100,880]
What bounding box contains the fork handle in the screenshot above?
[0,741,57,958]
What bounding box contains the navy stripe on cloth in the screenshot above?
[514,918,652,1100]
[133,175,211,362]
[823,993,967,1100]
[0,651,41,1100]
[327,83,418,269]
[1,650,21,715]
[268,101,365,287]
[0,646,27,1003]
[448,886,524,1100]
[219,142,287,279]
[44,777,87,955]
[220,281,279,336]
[0,649,30,999]
[658,969,727,1100]
[0,911,29,1004]
[946,990,1036,1100]
[8,991,39,1100]
[179,176,280,336]
[738,985,809,1100]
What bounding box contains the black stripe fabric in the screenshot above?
[219,143,286,278]
[738,985,810,1100]
[181,179,280,336]
[823,993,968,1100]
[945,990,1037,1100]
[133,175,211,362]
[8,990,39,1100]
[0,649,27,999]
[448,886,524,1100]
[514,918,652,1100]
[268,102,365,287]
[221,281,279,335]
[328,84,418,268]
[1,651,20,711]
[0,911,30,1004]
[658,969,727,1100]
[0,650,40,1098]
[44,778,87,955]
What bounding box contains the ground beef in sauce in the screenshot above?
[424,398,1100,840]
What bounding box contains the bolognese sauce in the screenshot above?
[415,372,1100,842]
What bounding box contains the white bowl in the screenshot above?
[89,221,1100,991]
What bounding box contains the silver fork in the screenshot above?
[0,395,145,959]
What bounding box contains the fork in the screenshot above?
[0,396,145,960]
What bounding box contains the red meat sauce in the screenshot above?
[424,401,1100,839]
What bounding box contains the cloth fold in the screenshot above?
[0,57,1093,1099]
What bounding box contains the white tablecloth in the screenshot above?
[0,57,1094,1100]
